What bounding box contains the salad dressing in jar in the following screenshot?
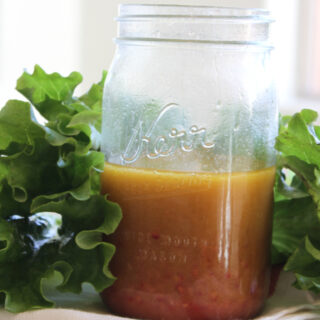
[100,5,277,320]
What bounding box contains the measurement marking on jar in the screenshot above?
[121,103,215,164]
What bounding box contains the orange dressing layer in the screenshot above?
[101,163,275,320]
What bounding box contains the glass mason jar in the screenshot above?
[100,5,277,320]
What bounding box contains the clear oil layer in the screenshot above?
[101,162,275,320]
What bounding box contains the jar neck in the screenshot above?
[116,4,273,45]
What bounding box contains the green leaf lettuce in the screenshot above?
[0,66,121,312]
[272,109,320,292]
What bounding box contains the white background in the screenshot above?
[0,0,319,114]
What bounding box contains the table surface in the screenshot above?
[0,271,319,320]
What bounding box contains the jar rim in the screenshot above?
[118,4,272,21]
[117,4,273,45]
[115,37,274,50]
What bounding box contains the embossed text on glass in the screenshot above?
[121,103,215,164]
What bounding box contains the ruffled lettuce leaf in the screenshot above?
[272,109,320,292]
[0,100,44,151]
[0,66,121,313]
[284,237,320,293]
[16,64,82,106]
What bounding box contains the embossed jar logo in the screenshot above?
[121,103,215,164]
